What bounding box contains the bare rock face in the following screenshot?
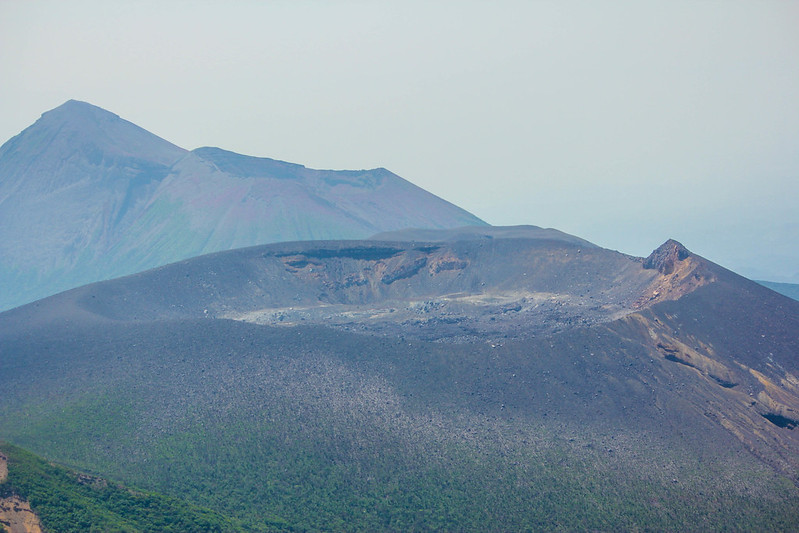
[0,495,43,533]
[643,239,692,275]
[634,240,715,309]
[0,453,43,533]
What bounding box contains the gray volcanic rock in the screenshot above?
[0,230,663,341]
[0,101,485,311]
[2,229,799,530]
[643,238,691,274]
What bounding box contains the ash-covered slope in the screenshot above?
[2,229,799,530]
[0,101,485,311]
[1,225,668,341]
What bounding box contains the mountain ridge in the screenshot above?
[0,100,485,311]
[0,229,675,340]
[757,280,799,302]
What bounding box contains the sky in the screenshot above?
[1,1,798,282]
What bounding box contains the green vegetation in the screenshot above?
[0,442,246,533]
[6,398,799,532]
[3,322,799,531]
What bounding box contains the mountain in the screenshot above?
[0,100,485,311]
[757,280,799,302]
[2,227,799,531]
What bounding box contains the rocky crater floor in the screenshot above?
[219,234,713,343]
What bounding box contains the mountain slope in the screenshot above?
[0,226,671,340]
[0,101,485,311]
[757,280,799,302]
[0,101,187,310]
[2,229,799,530]
[0,442,249,532]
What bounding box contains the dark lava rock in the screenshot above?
[643,239,691,275]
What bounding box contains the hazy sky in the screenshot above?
[2,1,798,281]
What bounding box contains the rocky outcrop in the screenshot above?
[0,453,43,533]
[0,496,43,533]
[635,240,715,308]
[643,239,691,275]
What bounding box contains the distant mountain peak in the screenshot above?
[3,100,186,167]
[45,99,120,120]
[0,101,486,310]
[31,100,127,138]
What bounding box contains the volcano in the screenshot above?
[2,227,798,531]
[0,101,484,311]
